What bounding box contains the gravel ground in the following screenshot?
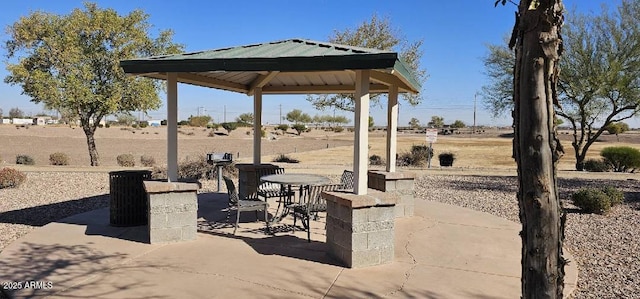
[415,175,640,299]
[1,172,639,298]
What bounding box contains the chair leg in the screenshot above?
[305,216,311,242]
[264,208,270,234]
[292,212,297,233]
[233,208,240,235]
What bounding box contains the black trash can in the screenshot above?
[109,170,152,227]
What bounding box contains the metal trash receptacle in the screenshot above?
[109,170,152,226]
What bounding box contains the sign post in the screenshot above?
[425,129,438,168]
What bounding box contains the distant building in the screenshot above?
[33,116,52,126]
[12,118,33,125]
[0,119,10,124]
[148,120,161,127]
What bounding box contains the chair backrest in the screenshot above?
[223,176,239,205]
[302,184,343,207]
[340,170,354,190]
[256,167,285,189]
[256,167,285,180]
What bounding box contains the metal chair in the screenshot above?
[256,167,295,203]
[290,183,342,242]
[340,170,354,190]
[223,176,270,235]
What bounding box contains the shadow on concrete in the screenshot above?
[0,194,108,227]
[57,208,148,244]
[196,192,342,266]
[0,242,168,299]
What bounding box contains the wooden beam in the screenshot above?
[247,71,279,96]
[369,70,413,92]
[353,70,370,195]
[142,72,248,93]
[167,73,178,182]
[386,85,399,172]
[253,87,262,165]
[262,84,390,94]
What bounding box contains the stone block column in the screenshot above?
[235,163,279,199]
[368,170,416,218]
[143,181,199,244]
[324,189,397,268]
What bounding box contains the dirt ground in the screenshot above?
[1,124,639,173]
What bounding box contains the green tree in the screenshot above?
[451,120,466,129]
[285,109,311,124]
[604,122,630,142]
[427,116,444,128]
[188,115,212,127]
[483,1,640,170]
[221,122,237,135]
[116,114,137,126]
[9,107,24,119]
[368,116,374,128]
[236,112,254,125]
[497,0,566,297]
[4,3,183,166]
[306,14,427,112]
[408,117,421,129]
[291,124,307,136]
[0,108,3,119]
[331,115,350,126]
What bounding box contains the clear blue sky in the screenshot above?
[0,0,621,127]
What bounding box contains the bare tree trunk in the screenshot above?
[512,1,566,298]
[82,123,100,166]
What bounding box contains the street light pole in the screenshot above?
[473,93,477,134]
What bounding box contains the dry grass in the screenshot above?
[1,125,639,172]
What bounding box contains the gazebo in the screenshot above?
[120,38,421,195]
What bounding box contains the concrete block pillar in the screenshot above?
[235,163,279,199]
[324,189,397,268]
[144,181,199,244]
[367,170,416,218]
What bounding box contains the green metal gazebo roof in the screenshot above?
[120,38,421,95]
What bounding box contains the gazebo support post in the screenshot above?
[353,70,370,195]
[386,85,398,172]
[253,87,262,165]
[167,72,178,182]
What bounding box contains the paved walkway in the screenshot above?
[0,193,577,298]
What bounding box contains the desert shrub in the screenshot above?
[208,130,216,137]
[221,122,238,134]
[261,129,266,138]
[272,154,300,163]
[140,155,156,167]
[177,158,212,179]
[105,123,111,128]
[16,155,35,165]
[246,130,251,135]
[396,145,433,167]
[583,158,610,172]
[333,126,344,133]
[116,154,136,167]
[369,154,384,165]
[276,124,289,132]
[139,121,149,128]
[0,167,27,189]
[438,152,456,166]
[49,152,70,166]
[600,146,640,172]
[291,124,306,135]
[601,186,624,206]
[572,188,612,215]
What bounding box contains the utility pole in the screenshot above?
[473,93,477,134]
[279,104,282,125]
[223,105,226,123]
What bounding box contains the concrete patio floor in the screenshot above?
[0,192,577,299]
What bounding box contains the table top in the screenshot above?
[260,173,331,186]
